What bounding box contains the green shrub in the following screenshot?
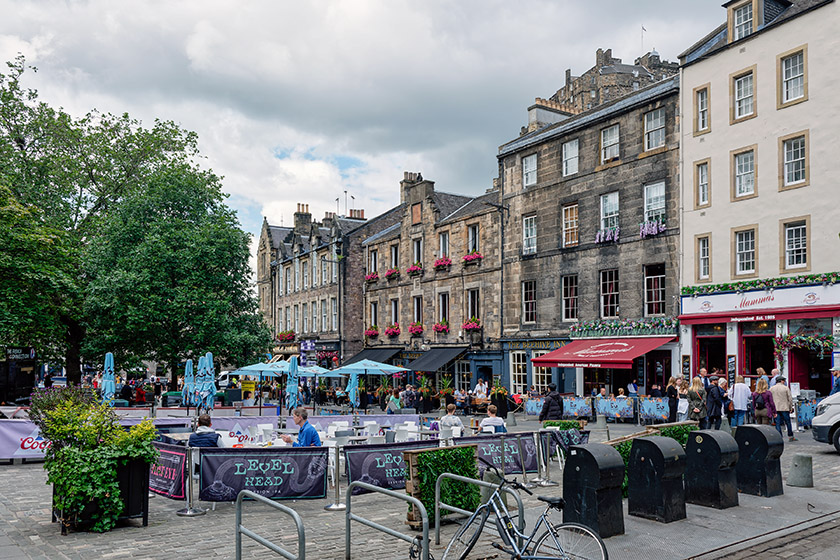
[414,446,481,525]
[542,420,581,430]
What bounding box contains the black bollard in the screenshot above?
[627,436,686,523]
[735,425,784,497]
[563,443,625,538]
[685,430,739,509]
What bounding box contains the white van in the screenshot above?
[812,392,840,452]
[216,371,234,389]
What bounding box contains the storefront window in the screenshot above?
[695,323,726,374]
[531,351,551,395]
[741,321,776,378]
[455,360,470,391]
[510,351,527,395]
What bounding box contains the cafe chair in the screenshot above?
[438,426,453,447]
[385,430,396,443]
[451,426,463,438]
[363,422,380,436]
[482,426,495,434]
[368,435,385,445]
[326,433,351,486]
[494,425,508,433]
[394,427,409,442]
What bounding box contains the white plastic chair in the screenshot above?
[438,426,453,447]
[363,421,380,436]
[368,435,385,445]
[395,427,409,442]
[482,425,495,434]
[327,424,340,438]
[327,434,350,486]
[333,420,350,428]
[452,426,463,438]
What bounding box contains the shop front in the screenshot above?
[501,339,570,396]
[680,282,840,394]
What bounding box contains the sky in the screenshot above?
[1,0,726,271]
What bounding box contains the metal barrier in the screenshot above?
[235,490,305,560]
[346,481,429,560]
[434,473,525,547]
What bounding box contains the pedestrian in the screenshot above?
[752,378,776,425]
[474,378,488,399]
[730,375,750,427]
[43,372,53,388]
[650,384,663,398]
[756,367,769,387]
[539,383,564,423]
[829,365,840,395]
[769,368,781,387]
[665,377,679,423]
[706,376,724,430]
[719,378,733,425]
[627,379,638,398]
[677,378,690,422]
[386,388,401,414]
[770,376,796,441]
[688,377,707,428]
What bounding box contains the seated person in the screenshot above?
[528,385,541,398]
[439,404,464,429]
[135,385,146,405]
[241,391,255,407]
[479,404,506,432]
[188,414,224,447]
[281,407,321,447]
[453,388,466,408]
[118,382,134,405]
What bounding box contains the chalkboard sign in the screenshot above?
[150,442,187,500]
[727,355,736,387]
[198,447,328,501]
[682,355,691,378]
[344,440,437,495]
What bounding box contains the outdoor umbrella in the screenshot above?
[101,352,116,404]
[182,359,195,408]
[328,359,409,411]
[285,356,302,412]
[198,352,216,412]
[232,361,287,414]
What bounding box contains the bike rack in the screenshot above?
[235,490,305,560]
[434,473,525,548]
[345,481,429,560]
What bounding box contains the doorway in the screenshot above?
[789,348,831,394]
[645,350,672,389]
[740,321,776,378]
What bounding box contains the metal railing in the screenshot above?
[235,490,305,560]
[345,481,429,560]
[434,473,525,547]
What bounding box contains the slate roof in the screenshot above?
[439,191,499,225]
[431,191,473,220]
[362,222,401,246]
[600,63,652,77]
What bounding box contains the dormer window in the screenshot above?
[730,1,755,42]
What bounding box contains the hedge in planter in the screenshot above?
[413,446,480,526]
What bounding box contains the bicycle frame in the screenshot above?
[481,486,563,560]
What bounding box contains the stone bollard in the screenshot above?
[507,413,517,427]
[787,454,813,488]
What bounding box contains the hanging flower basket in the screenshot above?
[433,320,450,334]
[384,323,401,337]
[385,268,400,280]
[365,272,379,283]
[773,333,834,368]
[462,317,482,332]
[277,330,296,342]
[462,251,483,265]
[408,322,424,336]
[681,271,840,297]
[407,263,424,277]
[365,326,380,338]
[434,257,452,271]
[595,227,620,244]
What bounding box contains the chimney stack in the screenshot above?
[400,171,435,205]
[294,202,312,232]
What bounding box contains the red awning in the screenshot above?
[531,337,675,369]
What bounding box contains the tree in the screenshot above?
[83,163,271,384]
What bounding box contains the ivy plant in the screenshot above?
[542,420,582,431]
[414,446,480,525]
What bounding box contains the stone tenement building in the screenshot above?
[361,172,503,390]
[496,75,681,397]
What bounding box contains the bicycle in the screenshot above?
[442,457,608,560]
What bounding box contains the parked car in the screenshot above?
[812,392,840,453]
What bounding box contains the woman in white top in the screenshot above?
[729,375,751,426]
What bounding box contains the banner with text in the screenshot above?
[639,397,670,421]
[0,419,49,460]
[344,440,438,495]
[563,397,593,418]
[455,433,538,475]
[595,397,635,419]
[525,398,544,416]
[150,442,187,499]
[198,447,328,501]
[796,398,824,429]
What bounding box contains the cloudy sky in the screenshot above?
[1,0,725,267]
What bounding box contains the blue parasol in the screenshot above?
[101,352,116,404]
[182,359,195,407]
[285,356,302,411]
[198,352,216,411]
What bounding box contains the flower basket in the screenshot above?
[434,257,452,271]
[639,220,666,239]
[408,322,424,336]
[385,268,400,281]
[462,251,483,265]
[384,323,401,337]
[277,330,296,343]
[365,272,379,283]
[595,227,620,244]
[461,317,482,332]
[365,327,380,338]
[407,263,424,277]
[433,320,450,335]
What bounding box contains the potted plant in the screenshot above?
[365,326,380,338]
[407,262,424,277]
[417,373,434,413]
[28,386,158,534]
[408,322,424,336]
[489,377,509,418]
[462,317,482,332]
[365,271,379,283]
[639,220,666,239]
[462,251,483,265]
[384,268,400,280]
[439,374,455,406]
[433,257,452,271]
[384,323,401,337]
[375,376,391,410]
[277,330,296,342]
[433,319,450,335]
[595,227,620,244]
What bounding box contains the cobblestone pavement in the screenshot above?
[701,517,840,560]
[0,418,836,559]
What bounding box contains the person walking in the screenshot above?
[752,378,776,425]
[665,377,679,423]
[730,375,750,427]
[688,377,707,428]
[539,383,564,423]
[829,365,840,395]
[386,388,401,415]
[677,378,690,422]
[770,376,796,441]
[706,376,724,430]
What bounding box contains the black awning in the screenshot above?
[343,347,403,366]
[405,347,468,372]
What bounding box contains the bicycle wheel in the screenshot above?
[533,522,608,560]
[442,508,489,560]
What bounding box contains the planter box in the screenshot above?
[403,443,478,528]
[463,259,482,267]
[434,265,450,273]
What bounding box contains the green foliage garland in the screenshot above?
[414,447,480,525]
[541,420,582,431]
[681,272,840,296]
[773,334,834,368]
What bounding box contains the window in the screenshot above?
[311,301,317,332]
[331,248,338,281]
[644,108,665,151]
[522,280,536,323]
[370,301,379,327]
[412,296,422,323]
[390,244,399,268]
[390,299,399,324]
[285,306,290,330]
[784,220,808,270]
[695,160,710,208]
[321,255,328,283]
[735,229,756,275]
[562,139,579,176]
[312,257,317,287]
[302,303,308,333]
[644,182,665,223]
[331,298,338,330]
[285,267,292,294]
[455,361,470,391]
[600,192,619,230]
[438,232,449,258]
[510,351,527,395]
[294,258,300,291]
[523,154,537,187]
[601,124,620,163]
[731,68,756,122]
[644,264,666,316]
[733,2,753,40]
[562,204,579,248]
[368,249,378,273]
[522,215,536,255]
[733,148,756,198]
[600,269,619,318]
[321,299,327,331]
[697,235,711,281]
[562,275,578,321]
[467,289,480,319]
[467,224,479,253]
[438,292,449,322]
[782,133,807,188]
[412,203,422,225]
[303,259,309,289]
[294,305,299,332]
[778,47,808,108]
[411,238,423,265]
[531,351,551,395]
[695,86,710,133]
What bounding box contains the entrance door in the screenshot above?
[697,337,726,373]
[742,336,775,378]
[646,350,671,389]
[789,348,809,390]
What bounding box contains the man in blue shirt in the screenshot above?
[830,365,840,395]
[281,407,321,447]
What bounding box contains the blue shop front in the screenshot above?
[501,339,573,396]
